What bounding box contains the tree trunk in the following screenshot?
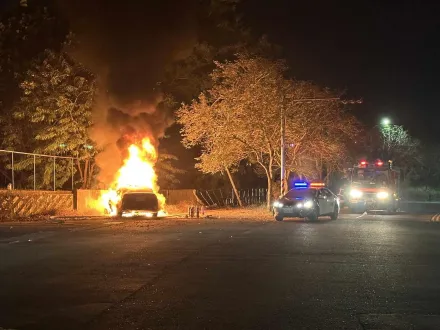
[266,175,272,210]
[77,159,84,184]
[88,162,96,188]
[225,167,243,207]
[82,159,89,189]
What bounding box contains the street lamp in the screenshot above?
[381,117,391,126]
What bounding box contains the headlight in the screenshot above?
[273,201,283,207]
[303,200,314,208]
[350,189,363,198]
[377,191,389,199]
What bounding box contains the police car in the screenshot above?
[273,182,340,221]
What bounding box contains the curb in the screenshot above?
[430,213,440,222]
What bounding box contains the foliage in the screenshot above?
[156,150,186,189]
[379,124,420,167]
[360,124,420,183]
[281,81,359,181]
[178,54,359,207]
[0,3,67,116]
[5,46,97,189]
[409,145,440,188]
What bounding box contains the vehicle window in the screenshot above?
[324,188,334,197]
[284,189,316,199]
[121,193,159,211]
[318,189,330,198]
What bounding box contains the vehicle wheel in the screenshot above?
[306,208,319,221]
[275,215,284,221]
[330,205,339,220]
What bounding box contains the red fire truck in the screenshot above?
[339,159,400,213]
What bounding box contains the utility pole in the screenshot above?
[280,101,286,195]
[280,97,361,195]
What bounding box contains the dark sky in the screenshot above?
[1,0,439,142]
[241,0,440,141]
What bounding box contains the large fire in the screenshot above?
[96,137,166,216]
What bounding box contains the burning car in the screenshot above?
[117,189,160,218]
[96,137,167,218]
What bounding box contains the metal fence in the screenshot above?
[196,188,267,207]
[0,149,76,191]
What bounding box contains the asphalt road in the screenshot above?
[1,213,440,329]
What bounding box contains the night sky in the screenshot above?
[1,0,440,142]
[242,0,440,141]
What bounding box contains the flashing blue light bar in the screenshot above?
[293,181,309,189]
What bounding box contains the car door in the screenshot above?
[324,188,337,213]
[317,189,329,215]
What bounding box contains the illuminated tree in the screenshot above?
[6,46,97,189]
[178,54,359,208]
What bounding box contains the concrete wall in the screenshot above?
[0,190,73,218]
[74,189,106,214]
[162,189,200,205]
[73,189,200,215]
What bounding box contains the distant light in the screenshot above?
[360,160,368,166]
[376,160,384,166]
[381,118,391,126]
[85,145,93,149]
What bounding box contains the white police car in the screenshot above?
[273,182,340,221]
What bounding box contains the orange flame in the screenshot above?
[98,137,166,216]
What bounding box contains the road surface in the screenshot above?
[1,212,440,329]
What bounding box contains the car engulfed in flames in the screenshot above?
[93,137,167,218]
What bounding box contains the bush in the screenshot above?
[400,186,440,201]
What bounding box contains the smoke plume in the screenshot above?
[56,0,198,186]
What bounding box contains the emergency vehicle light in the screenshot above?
[310,182,325,187]
[293,181,308,189]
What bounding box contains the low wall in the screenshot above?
[0,190,73,218]
[399,201,440,214]
[74,189,200,214]
[162,189,199,205]
[75,189,107,214]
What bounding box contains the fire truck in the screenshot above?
[339,159,400,213]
